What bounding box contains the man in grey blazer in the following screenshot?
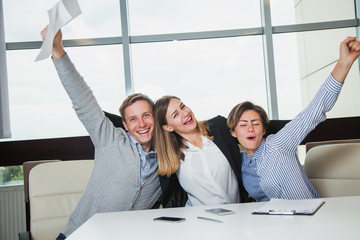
[40,27,186,240]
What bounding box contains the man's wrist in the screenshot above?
[52,48,66,60]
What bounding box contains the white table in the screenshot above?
[67,196,360,240]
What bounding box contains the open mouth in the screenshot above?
[137,128,150,134]
[184,116,193,125]
[247,136,255,140]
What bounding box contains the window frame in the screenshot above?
[1,0,359,140]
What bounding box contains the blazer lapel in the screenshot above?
[209,125,237,171]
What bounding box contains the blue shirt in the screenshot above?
[241,74,342,201]
[128,134,157,185]
[241,142,269,202]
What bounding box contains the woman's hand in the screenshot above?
[332,36,360,83]
[340,37,360,64]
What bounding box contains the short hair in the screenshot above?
[227,101,269,133]
[119,93,154,121]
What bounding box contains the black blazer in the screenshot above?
[207,115,249,203]
[160,115,249,207]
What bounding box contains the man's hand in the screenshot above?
[40,26,66,60]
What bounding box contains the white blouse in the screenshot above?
[177,135,240,206]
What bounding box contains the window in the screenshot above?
[132,36,266,120]
[6,45,124,140]
[128,0,261,35]
[3,0,122,42]
[0,165,23,185]
[273,32,302,120]
[1,0,359,185]
[3,0,359,141]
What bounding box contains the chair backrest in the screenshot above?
[305,138,360,152]
[28,160,94,240]
[304,142,360,198]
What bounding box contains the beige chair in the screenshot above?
[21,160,94,240]
[304,142,360,198]
[305,138,360,152]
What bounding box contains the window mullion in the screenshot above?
[0,0,11,138]
[120,0,133,95]
[355,0,360,71]
[260,0,279,120]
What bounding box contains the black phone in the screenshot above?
[153,216,186,223]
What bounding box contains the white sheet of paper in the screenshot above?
[35,0,81,61]
[252,198,325,215]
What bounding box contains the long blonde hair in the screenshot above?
[154,96,211,177]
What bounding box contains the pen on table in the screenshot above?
[197,216,223,223]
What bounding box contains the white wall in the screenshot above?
[295,0,360,118]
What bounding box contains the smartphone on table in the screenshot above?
[153,216,186,223]
[205,208,235,216]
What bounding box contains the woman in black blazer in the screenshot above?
[154,96,248,206]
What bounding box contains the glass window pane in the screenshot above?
[273,33,302,120]
[132,37,266,121]
[4,45,124,141]
[0,165,23,185]
[128,0,261,35]
[271,0,355,26]
[3,0,121,42]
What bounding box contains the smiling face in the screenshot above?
[231,110,266,156]
[162,98,197,136]
[122,100,154,152]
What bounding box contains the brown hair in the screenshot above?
[154,96,211,176]
[119,93,154,120]
[227,101,269,133]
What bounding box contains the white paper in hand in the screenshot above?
[35,0,81,62]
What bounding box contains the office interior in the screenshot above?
[1,0,360,240]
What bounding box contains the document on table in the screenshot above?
[35,0,81,62]
[252,198,325,215]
